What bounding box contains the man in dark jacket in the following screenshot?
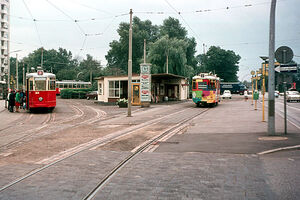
[8,90,15,112]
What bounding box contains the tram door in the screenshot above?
[131,83,140,106]
[26,78,30,109]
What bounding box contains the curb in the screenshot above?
[257,144,300,155]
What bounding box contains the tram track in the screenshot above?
[82,108,210,200]
[0,106,211,193]
[0,103,99,151]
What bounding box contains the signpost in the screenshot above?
[275,64,298,73]
[274,46,297,135]
[140,63,151,107]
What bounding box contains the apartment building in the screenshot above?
[0,0,9,98]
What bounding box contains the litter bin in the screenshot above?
[253,91,259,100]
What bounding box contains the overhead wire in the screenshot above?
[44,0,86,35]
[68,0,114,16]
[163,0,204,46]
[22,0,43,46]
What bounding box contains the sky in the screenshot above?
[10,0,300,81]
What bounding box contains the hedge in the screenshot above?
[60,89,92,99]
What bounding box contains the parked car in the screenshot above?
[86,91,98,100]
[286,90,300,102]
[222,90,232,99]
[274,90,279,98]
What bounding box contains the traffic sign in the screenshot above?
[275,63,298,73]
[275,46,293,64]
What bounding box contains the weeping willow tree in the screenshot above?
[148,36,192,76]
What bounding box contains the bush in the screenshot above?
[60,89,92,99]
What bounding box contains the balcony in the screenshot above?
[1,22,8,29]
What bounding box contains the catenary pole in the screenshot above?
[16,54,18,90]
[41,47,44,68]
[144,39,146,63]
[127,9,133,117]
[268,0,276,135]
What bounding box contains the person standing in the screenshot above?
[244,90,248,101]
[15,90,21,112]
[7,89,11,111]
[8,90,15,112]
[20,90,24,109]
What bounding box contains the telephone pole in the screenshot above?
[16,54,18,90]
[127,9,133,117]
[268,0,276,135]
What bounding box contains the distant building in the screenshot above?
[0,0,9,98]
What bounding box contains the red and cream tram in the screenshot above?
[26,67,56,111]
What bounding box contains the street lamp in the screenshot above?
[7,49,21,90]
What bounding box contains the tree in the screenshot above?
[159,17,187,40]
[105,17,158,73]
[22,47,79,81]
[78,54,102,82]
[148,36,188,76]
[200,46,241,81]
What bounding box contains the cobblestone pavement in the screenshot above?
[0,97,299,199]
[96,152,274,200]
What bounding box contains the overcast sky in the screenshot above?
[10,0,300,81]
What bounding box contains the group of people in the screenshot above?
[7,89,26,112]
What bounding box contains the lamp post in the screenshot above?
[268,0,277,135]
[7,50,21,90]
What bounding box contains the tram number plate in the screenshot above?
[35,92,39,94]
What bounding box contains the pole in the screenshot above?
[90,71,92,83]
[23,63,25,91]
[283,82,287,134]
[262,63,265,121]
[143,39,146,64]
[251,76,254,105]
[7,55,10,90]
[255,71,258,110]
[268,0,276,135]
[16,54,18,90]
[166,53,168,74]
[127,9,133,117]
[41,47,44,68]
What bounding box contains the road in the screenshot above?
[275,96,300,129]
[0,96,299,199]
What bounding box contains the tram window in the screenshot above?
[59,83,63,88]
[64,83,68,88]
[198,82,207,89]
[68,84,72,88]
[74,83,77,88]
[29,80,33,91]
[35,80,46,91]
[192,80,196,89]
[50,80,56,90]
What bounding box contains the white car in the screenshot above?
[286,90,300,102]
[222,90,232,99]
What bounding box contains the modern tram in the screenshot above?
[26,67,56,111]
[55,80,91,95]
[192,73,220,107]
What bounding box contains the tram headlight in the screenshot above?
[39,97,43,102]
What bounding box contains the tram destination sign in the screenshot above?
[275,63,298,73]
